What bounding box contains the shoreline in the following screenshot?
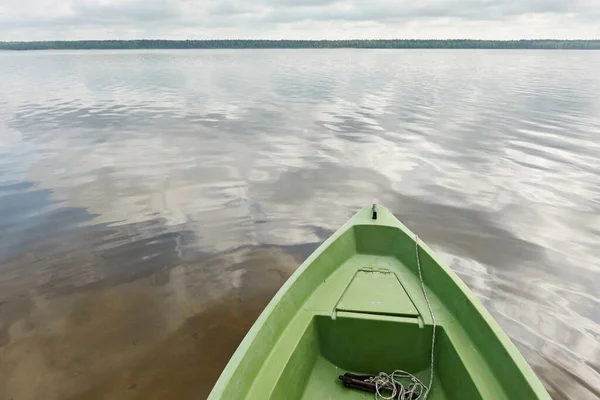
[2,39,600,51]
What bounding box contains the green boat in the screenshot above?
[208,205,551,399]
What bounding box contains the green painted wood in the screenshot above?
[337,269,419,317]
[208,205,551,400]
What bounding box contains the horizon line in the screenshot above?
[3,39,600,43]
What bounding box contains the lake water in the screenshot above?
[0,49,599,399]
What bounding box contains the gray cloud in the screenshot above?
[259,0,584,24]
[71,0,180,23]
[269,0,341,6]
[0,0,598,40]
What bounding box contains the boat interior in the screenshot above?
[216,210,540,399]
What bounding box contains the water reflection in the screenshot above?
[0,49,599,399]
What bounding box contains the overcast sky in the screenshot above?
[1,0,599,41]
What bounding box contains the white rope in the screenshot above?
[370,235,436,400]
[367,370,429,399]
[415,235,436,400]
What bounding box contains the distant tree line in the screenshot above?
[1,40,600,50]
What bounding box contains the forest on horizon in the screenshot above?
[2,39,600,50]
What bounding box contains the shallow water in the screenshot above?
[0,49,599,399]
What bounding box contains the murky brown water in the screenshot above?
[0,49,599,399]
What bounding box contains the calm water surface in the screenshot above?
[0,49,599,399]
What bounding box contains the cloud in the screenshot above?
[0,0,599,40]
[72,0,180,23]
[259,0,592,23]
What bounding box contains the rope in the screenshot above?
[415,235,436,400]
[367,370,429,400]
[370,235,436,400]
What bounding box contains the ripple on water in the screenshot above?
[0,49,599,399]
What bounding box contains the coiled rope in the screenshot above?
[367,370,428,400]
